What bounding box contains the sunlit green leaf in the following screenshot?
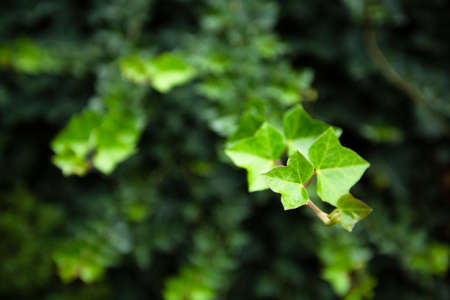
[309,129,370,206]
[120,53,196,93]
[51,105,144,176]
[51,109,102,175]
[92,110,144,174]
[228,112,264,143]
[283,105,331,156]
[225,123,284,191]
[147,53,196,93]
[264,151,314,210]
[330,194,372,232]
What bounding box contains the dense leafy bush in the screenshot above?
[1,0,449,299]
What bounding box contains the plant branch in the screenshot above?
[304,171,316,188]
[363,12,449,134]
[363,24,427,107]
[306,199,331,225]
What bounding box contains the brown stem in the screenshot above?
[306,199,331,225]
[363,12,449,134]
[363,25,427,107]
[304,171,316,188]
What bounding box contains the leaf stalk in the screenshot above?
[306,199,331,225]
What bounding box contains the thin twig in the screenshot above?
[306,199,331,225]
[363,12,449,134]
[363,25,427,107]
[304,171,316,188]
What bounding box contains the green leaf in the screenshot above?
[52,241,107,283]
[51,109,102,176]
[164,266,216,300]
[51,105,145,176]
[119,55,149,85]
[345,275,377,300]
[283,105,331,156]
[225,123,284,191]
[410,242,450,275]
[228,112,264,143]
[2,39,63,74]
[147,53,196,93]
[331,194,372,232]
[308,129,370,206]
[264,151,314,210]
[92,110,144,174]
[322,268,351,296]
[120,53,196,93]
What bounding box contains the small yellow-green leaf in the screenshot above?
[334,193,372,232]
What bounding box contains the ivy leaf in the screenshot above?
[147,53,196,93]
[120,53,196,93]
[228,112,264,143]
[227,98,266,143]
[92,110,144,174]
[119,55,149,85]
[264,151,314,210]
[322,268,351,296]
[331,194,372,232]
[283,105,333,156]
[51,106,145,176]
[52,240,108,283]
[51,109,102,176]
[225,123,284,192]
[308,128,369,206]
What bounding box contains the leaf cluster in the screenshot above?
[226,105,371,231]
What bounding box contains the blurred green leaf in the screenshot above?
[51,109,102,176]
[322,268,351,296]
[163,267,216,300]
[52,102,144,176]
[359,123,404,144]
[52,241,108,283]
[120,53,196,93]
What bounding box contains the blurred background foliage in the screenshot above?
[0,0,449,299]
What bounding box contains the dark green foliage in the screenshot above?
[0,0,449,299]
